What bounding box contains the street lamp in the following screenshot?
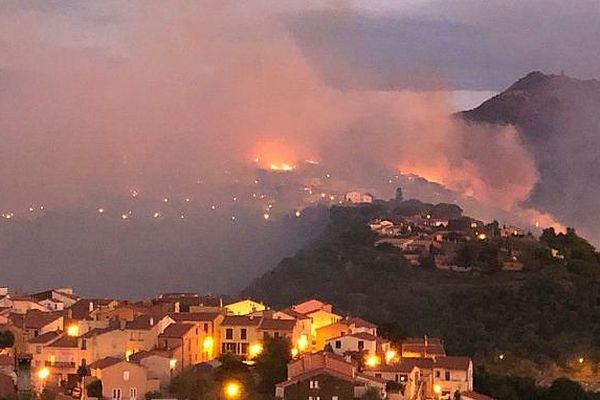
[38,367,50,392]
[224,381,241,399]
[433,383,442,399]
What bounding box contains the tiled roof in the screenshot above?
[462,391,496,400]
[160,323,195,338]
[365,361,418,374]
[128,350,171,363]
[14,310,63,329]
[347,332,387,343]
[80,327,118,339]
[48,336,79,348]
[258,318,297,331]
[125,315,155,330]
[434,356,471,370]
[88,357,123,370]
[276,367,354,389]
[345,317,377,329]
[277,308,310,320]
[221,315,261,326]
[28,331,62,344]
[169,312,222,322]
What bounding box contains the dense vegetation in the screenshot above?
[243,202,600,399]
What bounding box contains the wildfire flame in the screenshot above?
[251,140,307,172]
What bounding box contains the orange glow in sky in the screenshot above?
[251,140,298,172]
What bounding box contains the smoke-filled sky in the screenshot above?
[0,0,597,295]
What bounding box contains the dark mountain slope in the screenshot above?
[461,71,600,242]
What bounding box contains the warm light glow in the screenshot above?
[251,140,298,172]
[365,355,380,368]
[249,343,263,358]
[169,358,177,370]
[498,354,505,360]
[263,213,270,220]
[66,325,79,337]
[578,357,585,364]
[291,347,299,357]
[433,384,442,394]
[125,349,134,361]
[297,334,309,352]
[224,382,241,399]
[295,210,301,217]
[477,233,487,240]
[203,336,214,351]
[37,368,50,380]
[97,208,105,214]
[385,349,396,364]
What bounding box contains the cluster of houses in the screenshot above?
[0,287,493,400]
[369,212,561,272]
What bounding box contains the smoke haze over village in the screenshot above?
[1,1,599,296]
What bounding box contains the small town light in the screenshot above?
[169,358,177,370]
[433,384,442,394]
[224,381,241,399]
[66,325,79,337]
[297,335,309,352]
[249,343,263,358]
[38,367,50,380]
[291,347,299,357]
[385,349,396,364]
[578,357,585,364]
[97,208,105,214]
[498,353,505,360]
[295,210,301,218]
[263,213,270,220]
[203,336,214,351]
[477,233,487,240]
[365,355,380,368]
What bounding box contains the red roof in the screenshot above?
[125,315,156,330]
[434,356,472,370]
[277,308,310,320]
[345,317,377,329]
[88,357,123,370]
[258,318,297,331]
[221,315,261,326]
[169,312,222,322]
[160,323,195,338]
[48,336,79,348]
[28,331,62,344]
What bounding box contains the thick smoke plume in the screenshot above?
[0,2,559,227]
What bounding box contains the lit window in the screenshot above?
[123,371,130,381]
[309,380,319,389]
[130,387,137,400]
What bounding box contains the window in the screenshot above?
[358,340,364,350]
[274,332,280,338]
[309,380,319,389]
[223,343,236,353]
[241,328,247,340]
[111,388,122,400]
[241,343,248,355]
[435,371,441,378]
[130,388,137,400]
[203,323,209,333]
[308,397,320,400]
[335,340,341,349]
[375,373,382,378]
[36,346,42,354]
[226,329,233,340]
[123,371,130,381]
[333,397,339,400]
[445,371,451,380]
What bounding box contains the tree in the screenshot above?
[169,367,216,400]
[254,336,291,394]
[360,388,382,400]
[546,378,587,400]
[0,330,15,350]
[86,380,103,398]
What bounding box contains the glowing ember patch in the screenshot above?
[251,141,298,172]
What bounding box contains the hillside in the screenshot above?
[243,201,600,386]
[460,71,600,243]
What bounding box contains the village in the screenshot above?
[0,287,494,400]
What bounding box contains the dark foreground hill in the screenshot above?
[243,202,600,394]
[461,71,600,243]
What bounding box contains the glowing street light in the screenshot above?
[224,381,241,399]
[169,358,177,371]
[578,357,585,364]
[365,355,380,368]
[97,208,105,214]
[249,343,263,359]
[203,337,214,352]
[295,210,301,218]
[297,335,309,352]
[433,384,442,395]
[37,367,50,381]
[498,353,505,361]
[263,213,270,220]
[291,347,299,358]
[385,349,396,364]
[66,325,79,337]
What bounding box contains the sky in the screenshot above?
[0,0,597,295]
